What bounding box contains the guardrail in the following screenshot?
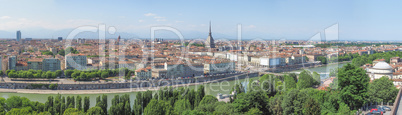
[390,88,402,115]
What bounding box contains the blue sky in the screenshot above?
[0,0,401,41]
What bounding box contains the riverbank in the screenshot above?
[0,72,260,94]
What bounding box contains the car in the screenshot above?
[377,107,386,113]
[370,109,383,115]
[378,106,391,111]
[367,110,382,115]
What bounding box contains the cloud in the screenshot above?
[144,13,156,17]
[156,19,166,22]
[153,16,165,19]
[0,16,11,19]
[138,20,144,22]
[247,25,256,28]
[154,16,166,22]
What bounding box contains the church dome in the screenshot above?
[372,61,393,69]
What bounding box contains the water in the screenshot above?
[0,62,348,108]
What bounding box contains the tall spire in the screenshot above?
[209,21,211,35]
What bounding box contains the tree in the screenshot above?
[312,71,321,85]
[232,89,269,114]
[63,108,84,115]
[269,94,283,115]
[194,85,205,107]
[368,76,398,103]
[338,63,369,110]
[213,103,238,115]
[297,70,314,89]
[302,97,321,115]
[198,95,218,106]
[86,106,104,115]
[53,95,61,115]
[174,99,192,115]
[76,96,82,111]
[281,89,298,115]
[284,75,296,91]
[337,102,352,115]
[95,95,107,115]
[83,96,90,112]
[143,99,164,115]
[245,107,263,115]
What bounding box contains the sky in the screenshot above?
[0,0,401,41]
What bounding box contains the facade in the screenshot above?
[366,61,393,80]
[135,67,152,80]
[183,64,204,77]
[42,58,61,71]
[65,54,87,70]
[164,63,184,78]
[27,59,43,70]
[204,61,235,74]
[8,56,16,70]
[16,30,21,42]
[58,37,63,41]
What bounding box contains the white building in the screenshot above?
[366,61,393,80]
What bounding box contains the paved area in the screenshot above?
[361,104,393,115]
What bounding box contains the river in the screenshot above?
[0,62,347,108]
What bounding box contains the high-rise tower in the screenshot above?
[206,21,215,48]
[16,30,21,42]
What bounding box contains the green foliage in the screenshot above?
[338,63,369,110]
[143,99,173,115]
[76,96,82,111]
[284,75,296,91]
[7,70,59,79]
[232,89,269,114]
[213,103,238,115]
[368,76,399,103]
[95,95,107,115]
[83,96,90,112]
[317,56,328,64]
[268,94,283,115]
[109,94,131,115]
[244,107,262,115]
[174,99,192,115]
[302,97,321,115]
[297,70,315,89]
[86,106,103,115]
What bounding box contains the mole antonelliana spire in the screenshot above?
[206,21,215,48]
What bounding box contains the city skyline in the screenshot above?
[0,0,402,41]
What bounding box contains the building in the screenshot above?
[58,37,63,41]
[204,61,235,74]
[16,30,21,42]
[205,21,215,48]
[25,38,32,41]
[366,61,393,80]
[135,67,152,80]
[8,56,16,70]
[50,48,58,55]
[65,54,87,70]
[42,58,61,71]
[27,59,43,70]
